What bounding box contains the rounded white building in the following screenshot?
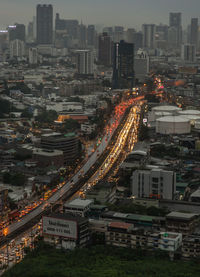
[156,116,191,134]
[195,119,200,129]
[178,110,200,116]
[181,115,200,126]
[155,112,172,120]
[152,105,182,115]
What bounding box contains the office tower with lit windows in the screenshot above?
[142,24,155,49]
[190,18,198,48]
[98,32,112,66]
[36,4,53,45]
[112,40,134,89]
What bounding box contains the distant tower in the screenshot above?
[8,24,25,42]
[10,39,25,58]
[29,48,38,64]
[98,32,112,67]
[36,4,53,45]
[87,25,96,47]
[112,40,134,89]
[181,44,196,62]
[76,50,94,75]
[169,13,182,47]
[190,18,198,47]
[142,24,155,49]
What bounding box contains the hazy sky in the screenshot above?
[0,0,200,30]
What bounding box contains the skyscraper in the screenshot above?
[79,24,87,48]
[55,13,79,39]
[87,25,96,47]
[181,44,196,62]
[169,13,182,47]
[190,18,198,48]
[76,50,94,75]
[169,13,182,27]
[8,24,25,42]
[98,32,112,67]
[142,24,155,49]
[10,39,25,58]
[112,40,134,89]
[36,4,53,45]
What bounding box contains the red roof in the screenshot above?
[70,115,88,120]
[109,222,132,230]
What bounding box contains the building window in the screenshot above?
[152,177,158,183]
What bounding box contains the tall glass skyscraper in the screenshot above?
[112,40,134,89]
[36,4,53,45]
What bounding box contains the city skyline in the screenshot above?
[0,0,200,30]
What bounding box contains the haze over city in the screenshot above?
[0,0,200,28]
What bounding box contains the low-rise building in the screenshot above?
[106,221,134,248]
[166,212,199,236]
[33,148,64,167]
[86,181,116,204]
[182,233,200,259]
[64,199,94,217]
[148,231,182,253]
[42,213,90,250]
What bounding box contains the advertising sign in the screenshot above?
[43,216,77,239]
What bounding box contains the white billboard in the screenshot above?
[43,216,77,239]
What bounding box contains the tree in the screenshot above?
[3,172,11,184]
[21,108,32,119]
[139,124,149,141]
[35,110,58,123]
[63,119,80,132]
[11,173,26,186]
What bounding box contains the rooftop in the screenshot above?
[191,189,200,198]
[64,199,93,209]
[109,221,133,230]
[45,213,88,224]
[166,212,198,220]
[156,115,190,123]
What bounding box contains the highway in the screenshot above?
[1,96,144,247]
[80,105,141,192]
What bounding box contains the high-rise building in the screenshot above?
[87,25,96,47]
[29,47,38,64]
[103,27,113,39]
[181,44,196,62]
[55,13,79,39]
[98,32,112,67]
[112,40,134,89]
[0,31,8,52]
[8,24,25,42]
[126,29,143,50]
[132,169,176,200]
[27,21,34,42]
[169,13,182,27]
[10,39,25,58]
[190,18,198,47]
[36,4,53,45]
[113,26,124,42]
[76,50,94,75]
[169,13,182,47]
[79,24,87,48]
[142,24,155,49]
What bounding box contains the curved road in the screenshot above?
[5,96,144,237]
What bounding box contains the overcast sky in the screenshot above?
[0,0,200,30]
